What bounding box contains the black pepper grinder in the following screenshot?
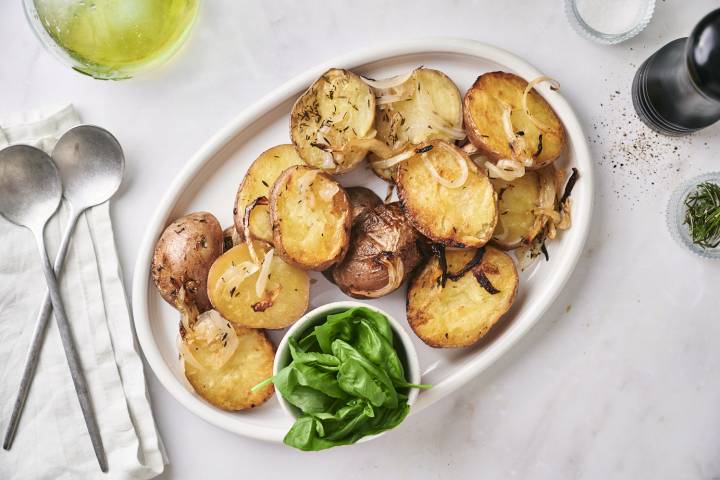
[632,8,720,136]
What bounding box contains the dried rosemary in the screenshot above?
[684,181,720,248]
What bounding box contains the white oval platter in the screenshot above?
[131,37,594,443]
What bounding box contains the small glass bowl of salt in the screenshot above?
[565,0,655,45]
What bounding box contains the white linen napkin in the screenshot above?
[0,105,166,480]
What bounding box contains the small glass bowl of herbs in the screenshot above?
[668,172,720,259]
[254,302,429,451]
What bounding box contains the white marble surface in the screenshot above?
[2,0,720,478]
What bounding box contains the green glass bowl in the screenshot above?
[23,0,199,80]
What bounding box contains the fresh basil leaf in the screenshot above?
[336,358,388,407]
[313,313,354,353]
[293,363,346,400]
[297,330,320,352]
[355,318,406,385]
[331,340,398,409]
[355,307,393,342]
[289,338,341,368]
[283,416,337,451]
[273,365,336,414]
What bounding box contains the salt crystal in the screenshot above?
[575,0,647,35]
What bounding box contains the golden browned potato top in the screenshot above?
[270,165,352,270]
[464,71,565,168]
[396,141,498,248]
[407,247,518,348]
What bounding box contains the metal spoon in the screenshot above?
[0,133,122,472]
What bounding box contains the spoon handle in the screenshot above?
[3,208,81,451]
[33,231,108,473]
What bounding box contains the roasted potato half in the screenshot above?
[346,186,382,224]
[270,165,352,270]
[396,141,497,248]
[151,212,224,312]
[234,144,305,244]
[407,247,518,348]
[181,309,275,411]
[464,72,565,169]
[491,170,541,249]
[371,68,464,181]
[332,202,421,299]
[207,241,310,329]
[492,165,564,250]
[290,68,376,174]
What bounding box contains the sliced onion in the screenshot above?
[422,144,468,188]
[499,102,532,161]
[538,167,557,210]
[462,143,480,155]
[371,149,414,169]
[376,93,412,105]
[526,167,559,242]
[179,339,204,371]
[532,207,562,223]
[546,220,557,240]
[427,112,466,140]
[255,248,274,297]
[501,103,515,143]
[361,69,416,90]
[485,159,525,181]
[189,310,239,370]
[242,199,269,265]
[348,255,404,298]
[225,261,260,290]
[522,75,561,132]
[175,286,199,332]
[242,196,269,247]
[516,240,543,271]
[556,199,572,230]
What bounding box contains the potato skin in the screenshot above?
[183,323,275,411]
[233,144,305,242]
[345,186,382,224]
[332,202,421,298]
[222,225,242,252]
[407,247,518,348]
[151,212,223,312]
[463,71,565,169]
[270,165,352,271]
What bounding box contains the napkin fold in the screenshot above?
[0,105,166,479]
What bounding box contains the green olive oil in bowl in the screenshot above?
[25,0,199,79]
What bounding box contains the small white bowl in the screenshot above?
[273,301,421,441]
[564,0,655,45]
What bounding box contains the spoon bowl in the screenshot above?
[52,125,125,207]
[0,145,61,230]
